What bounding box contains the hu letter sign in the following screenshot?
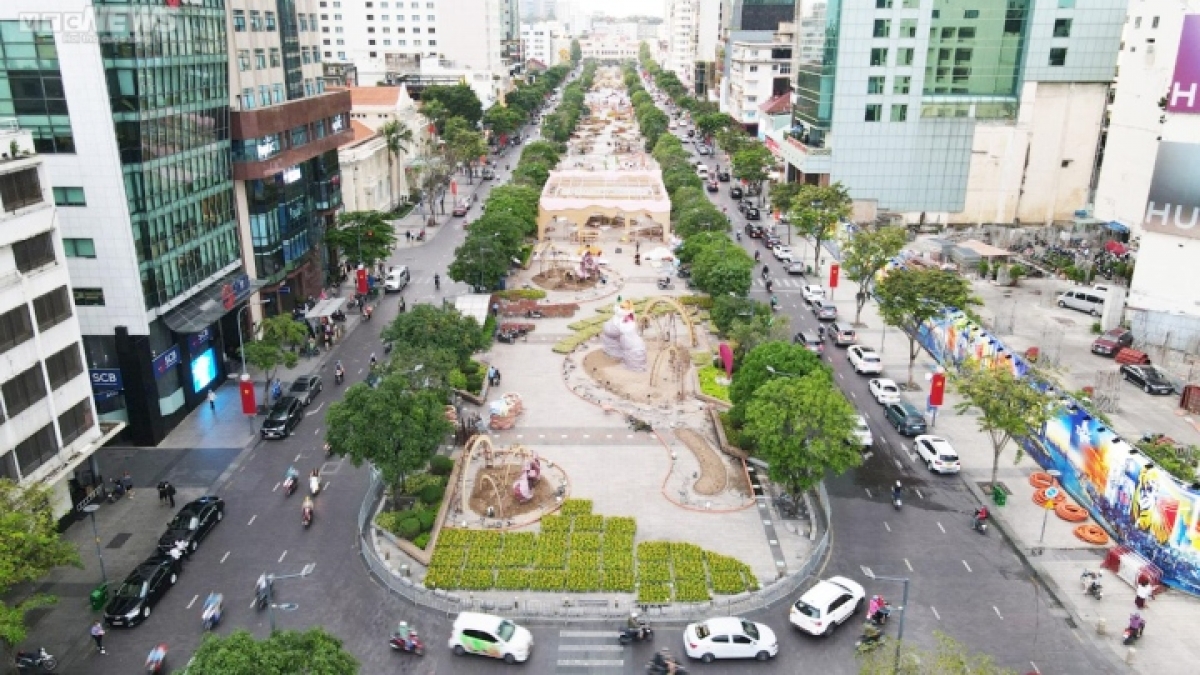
[1144,142,1200,239]
[1168,15,1200,113]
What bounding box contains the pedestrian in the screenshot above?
[164,481,176,508]
[157,481,167,505]
[1135,577,1153,609]
[90,620,106,654]
[207,389,216,411]
[406,230,412,242]
[121,471,134,498]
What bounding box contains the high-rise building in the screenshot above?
[1,1,247,446]
[0,119,111,518]
[717,1,794,109]
[522,21,565,68]
[666,0,722,94]
[226,0,351,321]
[780,0,1124,225]
[726,23,793,132]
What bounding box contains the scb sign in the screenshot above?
[89,369,123,391]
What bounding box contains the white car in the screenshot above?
[448,612,533,664]
[683,617,778,663]
[913,435,961,474]
[869,378,901,405]
[847,346,883,375]
[852,415,873,447]
[801,284,826,304]
[788,576,866,636]
[772,246,794,263]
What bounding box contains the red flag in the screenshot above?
[929,372,946,407]
[451,180,458,196]
[829,263,840,289]
[239,380,257,414]
[356,267,368,295]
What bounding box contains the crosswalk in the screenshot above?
[752,276,815,289]
[555,629,627,671]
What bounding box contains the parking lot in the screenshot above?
[969,274,1199,449]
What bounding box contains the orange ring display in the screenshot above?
[1074,524,1110,545]
[1029,472,1055,488]
[1033,487,1067,506]
[1055,501,1088,522]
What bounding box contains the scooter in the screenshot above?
[1081,570,1103,600]
[302,498,314,528]
[282,472,297,497]
[145,643,167,674]
[309,473,321,496]
[363,305,373,322]
[388,624,426,656]
[657,277,674,290]
[892,492,903,510]
[14,647,58,672]
[254,575,272,610]
[1122,613,1145,645]
[646,653,688,674]
[201,594,223,631]
[334,367,345,385]
[972,514,989,534]
[618,622,654,645]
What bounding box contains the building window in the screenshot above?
[867,76,885,94]
[266,11,277,30]
[0,167,43,213]
[72,288,105,306]
[891,104,908,122]
[0,305,33,354]
[897,48,914,66]
[270,48,282,67]
[368,39,376,45]
[233,10,246,31]
[51,186,86,207]
[865,104,883,122]
[383,39,391,45]
[45,344,83,389]
[383,27,390,33]
[338,51,347,59]
[964,9,980,18]
[255,49,267,69]
[2,364,47,419]
[1053,19,1072,38]
[33,286,71,331]
[368,27,375,33]
[250,10,263,31]
[241,88,255,110]
[428,39,436,45]
[870,48,888,66]
[238,49,251,71]
[273,83,285,104]
[325,51,332,58]
[873,20,891,38]
[58,399,94,445]
[413,27,420,33]
[875,0,892,7]
[1058,0,1075,6]
[1048,48,1067,66]
[900,19,917,38]
[902,0,919,7]
[1134,17,1142,29]
[63,238,95,258]
[893,75,911,94]
[959,27,976,40]
[13,232,56,272]
[14,423,57,477]
[259,85,269,107]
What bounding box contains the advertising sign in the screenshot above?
[828,263,839,288]
[1167,15,1200,114]
[90,368,123,391]
[152,345,181,378]
[239,379,257,415]
[1143,142,1200,239]
[187,327,213,351]
[191,348,218,393]
[356,267,368,296]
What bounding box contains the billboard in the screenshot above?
[1143,141,1200,239]
[1167,15,1200,114]
[915,305,1200,595]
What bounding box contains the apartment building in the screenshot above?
[0,120,111,518]
[666,0,722,95]
[717,0,795,110]
[522,21,564,68]
[726,25,793,132]
[338,85,426,212]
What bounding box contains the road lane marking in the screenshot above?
[883,522,891,532]
[930,606,940,620]
[904,558,913,572]
[278,550,288,563]
[894,459,903,470]
[294,453,302,462]
[187,594,199,609]
[850,391,856,399]
[306,402,325,415]
[1029,662,1040,674]
[220,551,230,564]
[247,515,257,526]
[560,630,613,638]
[557,660,624,667]
[558,645,624,652]
[937,522,946,534]
[993,606,1004,620]
[273,482,281,492]
[865,488,873,499]
[915,488,924,500]
[962,560,973,573]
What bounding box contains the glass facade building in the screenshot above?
[245,149,340,281]
[0,21,74,153]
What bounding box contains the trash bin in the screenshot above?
[992,485,1007,506]
[90,583,109,611]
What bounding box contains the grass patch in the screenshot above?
[697,365,731,402]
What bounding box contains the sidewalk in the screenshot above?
[818,240,1192,674]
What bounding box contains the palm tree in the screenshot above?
[379,120,414,210]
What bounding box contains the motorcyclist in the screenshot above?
[395,621,415,651]
[761,264,770,278]
[146,643,167,672]
[754,250,761,262]
[309,469,321,496]
[973,505,990,529]
[765,279,774,293]
[868,595,890,624]
[202,592,223,628]
[892,481,903,502]
[334,360,345,383]
[770,295,779,310]
[369,353,378,371]
[302,496,314,524]
[626,612,645,640]
[1126,612,1146,641]
[652,648,680,674]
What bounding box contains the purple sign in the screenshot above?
[1168,15,1200,113]
[187,328,213,351]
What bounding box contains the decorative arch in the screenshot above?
[639,297,698,348]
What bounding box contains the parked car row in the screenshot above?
[262,375,323,439]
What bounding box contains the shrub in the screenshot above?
[574,514,604,532]
[495,569,531,590]
[437,527,470,547]
[418,484,445,505]
[567,565,602,592]
[464,363,484,393]
[429,455,455,476]
[675,578,711,603]
[417,509,438,532]
[413,532,430,549]
[403,472,447,496]
[602,568,635,592]
[678,295,714,309]
[697,365,731,402]
[530,569,567,591]
[398,517,422,540]
[448,369,468,390]
[540,514,570,533]
[560,499,593,516]
[481,314,497,349]
[429,544,465,568]
[423,565,458,589]
[605,517,636,536]
[496,288,546,300]
[637,582,672,605]
[459,569,495,590]
[572,532,601,551]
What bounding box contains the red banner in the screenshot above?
[929,372,946,407]
[239,380,257,414]
[451,180,458,196]
[356,267,368,295]
[829,263,840,288]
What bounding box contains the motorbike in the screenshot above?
[282,473,297,497]
[972,514,989,534]
[309,474,321,496]
[646,653,688,675]
[254,575,272,610]
[330,309,346,323]
[389,623,426,656]
[892,491,903,510]
[145,643,167,674]
[201,594,223,631]
[618,621,654,645]
[416,230,426,242]
[657,277,673,290]
[14,647,57,673]
[334,367,345,385]
[868,602,892,626]
[526,309,544,319]
[302,498,314,528]
[363,305,373,322]
[1081,570,1104,600]
[105,478,127,503]
[1122,614,1145,646]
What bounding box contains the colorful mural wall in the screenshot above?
[916,307,1200,596]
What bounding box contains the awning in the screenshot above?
[304,297,346,321]
[1105,240,1129,256]
[161,269,259,334]
[1106,221,1130,233]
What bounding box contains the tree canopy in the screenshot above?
[381,304,485,369]
[324,211,397,267]
[691,240,753,298]
[0,480,80,648]
[842,225,907,324]
[857,631,1018,675]
[731,144,775,193]
[788,183,852,270]
[186,628,360,675]
[482,105,524,139]
[242,315,309,408]
[729,341,825,426]
[420,83,482,127]
[875,268,976,385]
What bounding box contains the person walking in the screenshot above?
[207,389,216,411]
[164,481,176,508]
[1135,577,1153,609]
[90,621,106,655]
[157,481,167,505]
[121,471,134,498]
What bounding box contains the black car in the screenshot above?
[717,171,731,182]
[261,395,303,439]
[103,554,182,627]
[730,186,744,199]
[157,495,225,556]
[745,207,761,221]
[763,234,782,248]
[737,198,753,214]
[706,180,719,193]
[288,375,323,407]
[883,401,928,436]
[1120,364,1175,395]
[744,223,764,238]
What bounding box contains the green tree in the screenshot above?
[444,117,488,184]
[728,341,823,425]
[449,234,512,292]
[744,373,860,495]
[520,140,562,167]
[420,99,451,135]
[692,241,753,298]
[481,184,541,235]
[570,39,582,64]
[710,294,764,334]
[726,309,791,365]
[675,231,729,264]
[695,112,735,141]
[324,210,397,266]
[0,480,81,649]
[842,225,907,324]
[378,120,415,204]
[953,362,1060,489]
[482,104,524,140]
[381,304,485,369]
[876,268,977,386]
[242,315,309,408]
[420,83,483,127]
[858,631,1018,675]
[789,183,852,271]
[187,628,360,675]
[768,182,802,220]
[731,144,775,198]
[716,126,752,156]
[511,159,551,189]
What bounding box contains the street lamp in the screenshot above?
[261,563,316,633]
[82,504,108,587]
[860,565,911,674]
[237,299,273,377]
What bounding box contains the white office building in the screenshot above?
[522,21,564,68]
[725,25,794,132]
[665,0,722,96]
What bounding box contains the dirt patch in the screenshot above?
[532,269,599,292]
[675,428,727,496]
[468,465,558,519]
[582,346,692,406]
[726,463,752,497]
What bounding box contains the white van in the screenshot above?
[448,612,533,663]
[383,265,410,293]
[1057,287,1106,316]
[696,163,709,179]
